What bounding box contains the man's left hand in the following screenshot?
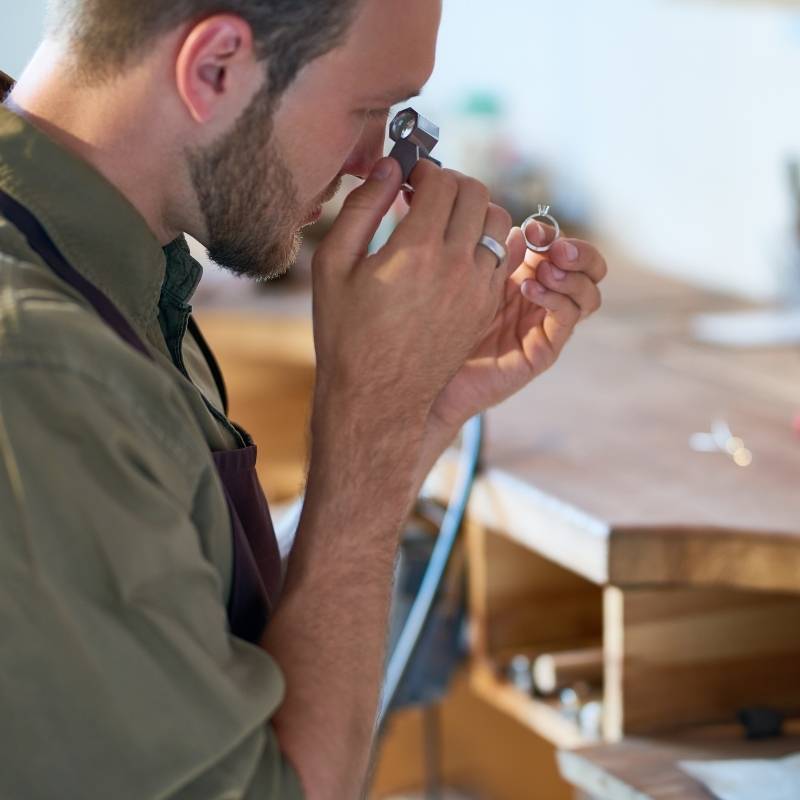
[428,225,607,434]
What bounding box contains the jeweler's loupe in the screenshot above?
[388,107,442,189]
[522,204,561,253]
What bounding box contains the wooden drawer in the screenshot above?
[467,523,800,748]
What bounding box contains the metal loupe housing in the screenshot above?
[388,107,441,183]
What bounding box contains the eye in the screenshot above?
[365,107,392,122]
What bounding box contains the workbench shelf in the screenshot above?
[465,521,606,747]
[468,657,588,749]
[464,519,800,751]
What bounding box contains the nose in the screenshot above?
[341,120,389,180]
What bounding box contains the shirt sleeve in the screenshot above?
[0,361,304,800]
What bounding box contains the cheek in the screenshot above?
[283,117,367,200]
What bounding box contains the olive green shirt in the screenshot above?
[0,90,304,797]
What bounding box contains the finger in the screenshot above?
[474,203,513,273]
[501,231,540,304]
[396,159,458,241]
[548,238,608,284]
[445,174,490,245]
[319,158,402,269]
[492,226,527,295]
[520,280,582,353]
[536,261,603,319]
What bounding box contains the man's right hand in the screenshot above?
[311,156,514,429]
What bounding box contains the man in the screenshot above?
[0,0,606,797]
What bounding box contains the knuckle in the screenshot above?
[483,207,509,236]
[342,191,375,214]
[465,177,490,205]
[407,242,436,269]
[438,170,460,195]
[441,167,464,182]
[489,203,513,231]
[501,208,513,230]
[447,241,475,268]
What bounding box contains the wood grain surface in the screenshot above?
[558,729,800,800]
[603,586,800,738]
[425,260,800,592]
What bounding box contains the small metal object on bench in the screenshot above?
[533,646,604,696]
[738,707,786,740]
[507,654,534,695]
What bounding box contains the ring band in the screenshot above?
[477,234,507,269]
[522,204,561,253]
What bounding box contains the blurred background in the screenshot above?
[5,3,800,799]
[7,0,800,300]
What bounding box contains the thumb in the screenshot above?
[319,158,401,268]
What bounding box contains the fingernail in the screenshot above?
[523,280,545,300]
[371,158,394,181]
[551,265,567,281]
[531,222,546,244]
[562,242,579,262]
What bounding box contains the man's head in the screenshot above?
[43,0,442,279]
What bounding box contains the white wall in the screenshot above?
[4,0,800,299]
[426,0,800,300]
[1,2,46,76]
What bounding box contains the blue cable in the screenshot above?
[377,413,484,729]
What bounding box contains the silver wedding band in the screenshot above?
[477,234,507,269]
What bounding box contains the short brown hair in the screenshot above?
[47,0,361,98]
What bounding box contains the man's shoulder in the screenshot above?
[0,247,202,469]
[1,247,141,379]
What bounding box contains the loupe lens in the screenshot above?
[391,111,417,141]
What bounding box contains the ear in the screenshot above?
[175,14,262,125]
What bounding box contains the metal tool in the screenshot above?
[507,654,535,696]
[388,107,442,189]
[689,418,753,468]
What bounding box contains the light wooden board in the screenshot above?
[467,523,603,657]
[558,732,800,800]
[424,262,800,594]
[604,586,800,738]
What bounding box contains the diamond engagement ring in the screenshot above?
[522,204,561,253]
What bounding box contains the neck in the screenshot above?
[6,40,185,245]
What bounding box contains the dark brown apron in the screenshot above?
[0,189,281,645]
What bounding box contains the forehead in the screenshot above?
[311,0,441,103]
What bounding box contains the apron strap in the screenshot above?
[0,189,153,361]
[188,316,229,416]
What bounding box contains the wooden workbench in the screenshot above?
[420,262,800,797]
[558,727,800,800]
[424,262,800,593]
[197,257,800,799]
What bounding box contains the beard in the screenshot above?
[187,91,305,282]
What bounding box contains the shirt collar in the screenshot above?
[0,81,190,331]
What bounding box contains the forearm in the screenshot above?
[261,396,427,799]
[412,415,460,496]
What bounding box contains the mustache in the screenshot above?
[318,177,343,206]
